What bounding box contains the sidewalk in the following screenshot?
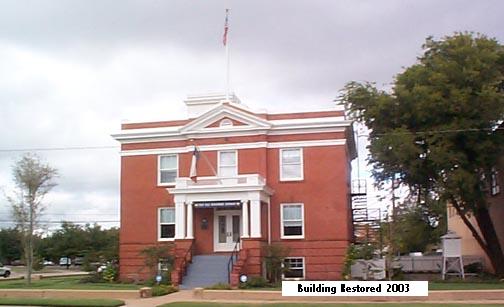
[123,289,504,306]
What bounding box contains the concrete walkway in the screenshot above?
[123,289,504,306]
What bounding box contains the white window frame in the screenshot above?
[280,203,304,239]
[158,154,178,186]
[282,257,305,280]
[219,118,233,127]
[218,150,238,177]
[158,207,175,241]
[279,148,304,181]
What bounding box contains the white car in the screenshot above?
[0,264,11,278]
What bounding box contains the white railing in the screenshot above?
[174,174,266,188]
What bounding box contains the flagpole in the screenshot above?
[226,35,230,101]
[224,8,230,101]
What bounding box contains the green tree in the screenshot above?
[340,32,504,275]
[6,153,57,284]
[0,228,22,264]
[382,199,446,254]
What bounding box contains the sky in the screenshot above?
[0,0,503,230]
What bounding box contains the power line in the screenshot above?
[0,145,118,153]
[0,220,119,224]
[0,126,503,153]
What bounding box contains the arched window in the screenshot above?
[219,118,233,127]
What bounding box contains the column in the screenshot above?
[241,200,249,238]
[175,201,186,239]
[250,199,262,238]
[186,202,194,239]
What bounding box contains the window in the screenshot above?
[491,167,500,195]
[218,150,237,177]
[158,208,175,240]
[283,257,305,279]
[281,203,304,238]
[280,148,303,181]
[158,155,178,185]
[219,118,233,127]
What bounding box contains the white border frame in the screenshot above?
[282,257,306,280]
[279,148,304,181]
[158,207,175,242]
[218,150,238,177]
[280,203,304,239]
[158,154,179,186]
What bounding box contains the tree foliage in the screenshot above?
[0,228,22,264]
[38,222,119,264]
[340,32,504,274]
[6,153,58,284]
[382,198,446,254]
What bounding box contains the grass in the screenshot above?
[0,276,140,290]
[158,303,504,307]
[0,297,124,306]
[429,281,504,290]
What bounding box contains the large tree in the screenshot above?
[7,153,57,284]
[340,32,504,275]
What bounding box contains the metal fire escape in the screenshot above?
[351,179,382,245]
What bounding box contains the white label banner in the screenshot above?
[282,281,428,296]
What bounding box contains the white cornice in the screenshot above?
[120,139,346,156]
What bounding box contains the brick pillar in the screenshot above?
[240,238,264,277]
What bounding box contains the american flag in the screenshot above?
[223,9,229,46]
[189,146,200,182]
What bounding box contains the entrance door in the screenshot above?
[214,210,241,252]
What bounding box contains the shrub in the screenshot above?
[205,282,231,290]
[102,265,118,283]
[79,272,104,284]
[263,244,290,284]
[239,276,270,289]
[151,284,178,296]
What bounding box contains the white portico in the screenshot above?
[168,174,273,252]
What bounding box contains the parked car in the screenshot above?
[0,264,11,278]
[11,259,24,266]
[73,257,84,266]
[59,257,71,266]
[42,260,55,266]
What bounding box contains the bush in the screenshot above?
[205,282,232,290]
[263,244,290,284]
[102,265,118,283]
[151,284,178,296]
[239,276,270,289]
[79,272,104,284]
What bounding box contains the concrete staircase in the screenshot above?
[179,255,229,289]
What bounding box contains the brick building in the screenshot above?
[112,93,356,287]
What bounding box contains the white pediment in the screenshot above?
[179,103,271,136]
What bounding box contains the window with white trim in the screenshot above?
[158,208,175,240]
[218,150,237,177]
[281,203,304,238]
[280,148,303,181]
[219,118,233,127]
[491,167,500,195]
[158,155,178,185]
[283,257,305,279]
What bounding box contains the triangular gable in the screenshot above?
[204,116,248,128]
[180,103,271,135]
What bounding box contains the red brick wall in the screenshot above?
[119,125,352,280]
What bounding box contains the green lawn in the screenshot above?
[0,297,124,306]
[159,303,504,307]
[0,276,140,290]
[429,281,504,290]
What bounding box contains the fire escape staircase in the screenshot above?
[351,179,381,245]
